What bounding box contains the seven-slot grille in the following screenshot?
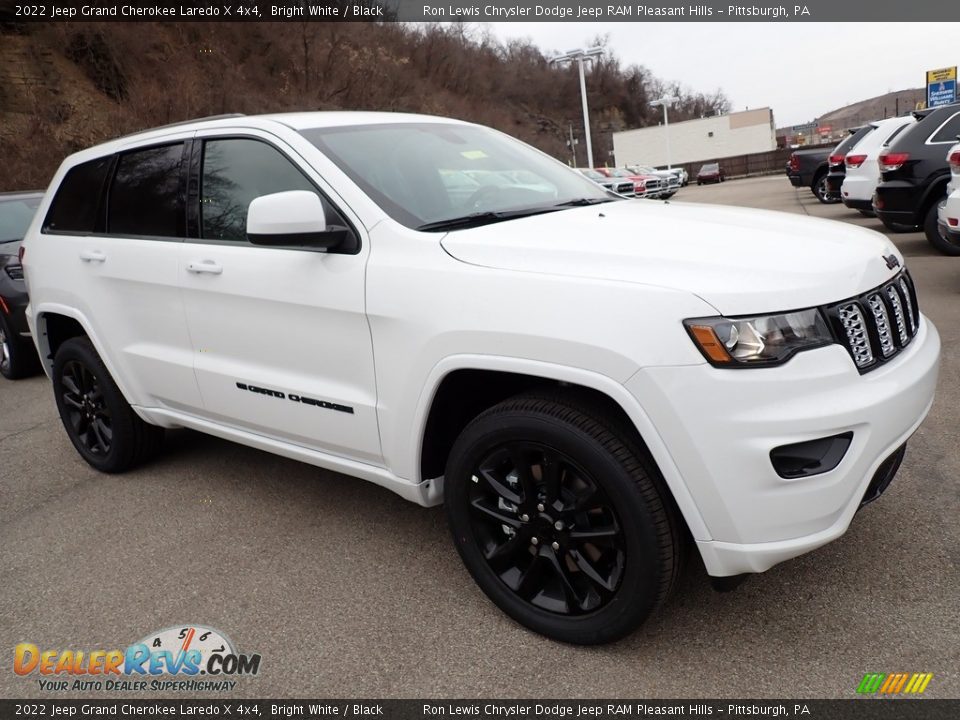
[825,270,920,373]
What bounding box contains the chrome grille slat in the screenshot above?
[867,294,896,357]
[899,277,917,333]
[886,286,909,346]
[838,303,874,367]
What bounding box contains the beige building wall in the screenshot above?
[612,108,777,168]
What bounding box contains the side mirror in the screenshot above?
[247,190,348,251]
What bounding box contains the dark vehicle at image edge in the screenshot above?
[874,102,960,254]
[825,126,873,211]
[0,191,44,379]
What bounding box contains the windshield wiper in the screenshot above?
[416,206,564,232]
[553,197,617,207]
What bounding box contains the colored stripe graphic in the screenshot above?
[858,672,933,694]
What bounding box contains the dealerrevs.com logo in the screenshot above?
[14,625,261,692]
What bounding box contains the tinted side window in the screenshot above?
[930,112,960,144]
[43,157,111,233]
[108,144,185,237]
[200,138,330,242]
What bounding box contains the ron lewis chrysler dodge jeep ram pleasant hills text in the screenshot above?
[21,112,940,644]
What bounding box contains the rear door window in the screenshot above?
[107,143,185,238]
[42,157,112,234]
[929,112,960,144]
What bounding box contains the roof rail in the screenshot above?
[117,113,246,140]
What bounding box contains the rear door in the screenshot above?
[178,129,381,465]
[37,136,203,410]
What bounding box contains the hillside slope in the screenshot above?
[0,22,730,191]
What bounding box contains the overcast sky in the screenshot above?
[483,22,957,127]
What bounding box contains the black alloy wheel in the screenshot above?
[60,358,113,457]
[467,440,625,616]
[52,336,164,472]
[445,394,683,644]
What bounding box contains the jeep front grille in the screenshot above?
[825,270,920,373]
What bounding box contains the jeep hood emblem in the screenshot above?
[884,254,900,269]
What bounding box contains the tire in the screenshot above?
[879,215,920,234]
[444,393,683,645]
[0,314,40,380]
[812,174,836,204]
[52,336,164,473]
[924,199,960,255]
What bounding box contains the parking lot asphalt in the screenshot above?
[1,175,958,700]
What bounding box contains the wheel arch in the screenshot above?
[413,357,711,542]
[919,173,950,216]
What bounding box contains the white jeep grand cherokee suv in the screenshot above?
[22,113,940,644]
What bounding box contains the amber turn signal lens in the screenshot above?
[689,325,732,364]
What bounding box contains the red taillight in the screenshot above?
[879,152,910,172]
[949,151,960,173]
[828,154,844,166]
[845,154,867,169]
[789,154,799,172]
[949,218,959,227]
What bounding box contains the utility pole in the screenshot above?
[650,95,680,169]
[550,47,604,169]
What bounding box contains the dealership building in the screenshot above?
[612,108,778,167]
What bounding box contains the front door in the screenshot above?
[178,131,381,465]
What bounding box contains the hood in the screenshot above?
[439,200,902,316]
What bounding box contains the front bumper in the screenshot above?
[843,197,874,212]
[624,317,940,576]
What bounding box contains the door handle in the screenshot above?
[79,250,106,263]
[187,260,223,275]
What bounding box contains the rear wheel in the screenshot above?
[52,337,164,472]
[0,314,40,380]
[444,394,682,645]
[812,174,836,203]
[924,199,960,255]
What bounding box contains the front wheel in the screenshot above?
[52,336,164,472]
[444,394,682,644]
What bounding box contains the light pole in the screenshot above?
[650,95,680,169]
[551,47,603,169]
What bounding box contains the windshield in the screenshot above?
[700,164,719,173]
[579,169,605,181]
[608,168,635,178]
[0,195,42,243]
[299,123,614,230]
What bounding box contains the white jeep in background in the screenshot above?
[22,112,940,644]
[937,141,960,250]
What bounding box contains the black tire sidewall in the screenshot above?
[52,337,138,472]
[0,313,36,380]
[445,410,665,645]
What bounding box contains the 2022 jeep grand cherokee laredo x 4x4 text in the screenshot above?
[22,113,940,645]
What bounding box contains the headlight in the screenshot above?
[684,308,833,367]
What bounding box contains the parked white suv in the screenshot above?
[936,141,960,250]
[23,113,940,644]
[841,115,915,213]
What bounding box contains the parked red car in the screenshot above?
[696,163,725,185]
